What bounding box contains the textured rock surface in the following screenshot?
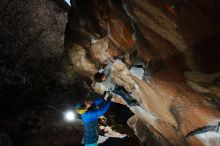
[65,0,220,145]
[0,0,68,115]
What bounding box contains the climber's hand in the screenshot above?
[104,91,113,101]
[104,91,110,100]
[106,92,113,101]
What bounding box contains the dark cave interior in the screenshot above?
[0,0,220,146]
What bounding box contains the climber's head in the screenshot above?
[75,100,93,114]
[94,72,105,83]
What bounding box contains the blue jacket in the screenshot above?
[81,98,111,144]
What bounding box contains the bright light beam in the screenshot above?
[65,111,76,122]
[65,0,71,6]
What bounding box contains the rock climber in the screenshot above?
[75,92,113,146]
[92,59,138,106]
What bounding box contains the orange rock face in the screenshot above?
[65,0,220,145]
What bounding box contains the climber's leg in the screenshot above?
[112,86,139,106]
[130,63,151,80]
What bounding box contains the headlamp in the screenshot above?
[64,110,76,122]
